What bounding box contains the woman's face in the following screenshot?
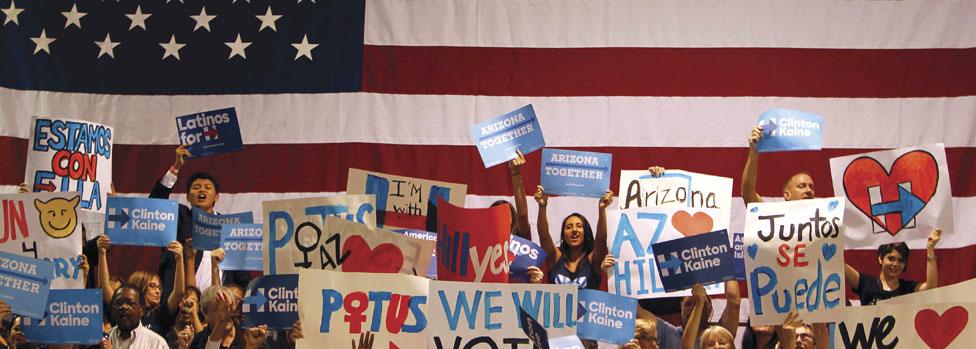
[878,250,906,278]
[144,276,162,308]
[701,332,733,349]
[562,216,585,249]
[178,293,199,322]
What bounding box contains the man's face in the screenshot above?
[783,173,815,201]
[111,288,143,332]
[795,326,816,349]
[187,179,218,211]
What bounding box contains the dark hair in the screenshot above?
[184,285,202,301]
[490,200,517,235]
[185,172,220,193]
[878,242,910,271]
[112,284,143,306]
[558,213,594,257]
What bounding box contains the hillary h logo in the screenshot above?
[657,252,682,277]
[243,288,269,313]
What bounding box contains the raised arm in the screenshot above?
[509,151,532,240]
[775,311,800,349]
[150,145,191,198]
[183,238,197,288]
[720,280,741,335]
[589,190,613,267]
[813,323,829,349]
[741,126,764,204]
[845,263,861,291]
[681,284,707,349]
[917,229,941,291]
[534,186,560,266]
[211,248,225,287]
[97,235,115,304]
[166,241,185,313]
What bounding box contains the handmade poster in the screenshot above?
[755,109,823,153]
[549,336,585,349]
[346,168,467,230]
[607,206,728,298]
[539,148,612,198]
[296,269,429,349]
[394,229,438,279]
[0,192,84,289]
[242,274,298,330]
[652,229,736,292]
[744,198,846,326]
[732,232,746,280]
[829,144,954,249]
[577,289,637,345]
[834,302,976,349]
[0,251,54,318]
[22,289,102,345]
[261,195,376,275]
[436,198,513,283]
[220,224,263,271]
[618,170,733,226]
[428,280,578,348]
[470,104,546,168]
[25,117,113,231]
[879,277,976,305]
[176,107,244,158]
[509,235,547,282]
[520,308,550,349]
[192,209,254,250]
[105,197,178,247]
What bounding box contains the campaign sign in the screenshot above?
[652,229,736,292]
[428,280,578,348]
[577,289,637,345]
[833,302,976,348]
[220,224,263,271]
[22,289,102,344]
[105,197,178,247]
[192,208,254,250]
[436,198,513,283]
[0,251,54,318]
[509,235,547,281]
[470,104,546,168]
[0,192,84,289]
[540,148,612,198]
[393,229,438,279]
[618,170,733,228]
[519,308,550,349]
[242,274,298,330]
[176,107,244,158]
[732,233,746,280]
[744,198,846,326]
[755,109,823,153]
[347,168,467,230]
[261,195,376,275]
[296,269,429,349]
[549,336,585,349]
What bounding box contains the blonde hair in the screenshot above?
[700,326,735,349]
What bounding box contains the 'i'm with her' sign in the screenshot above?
[744,198,846,326]
[470,104,545,168]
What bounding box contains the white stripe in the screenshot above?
[3,88,975,148]
[366,0,976,48]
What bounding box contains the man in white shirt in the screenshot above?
[104,285,169,349]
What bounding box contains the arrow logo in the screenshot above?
[243,290,269,313]
[108,208,130,228]
[764,120,779,136]
[870,186,925,226]
[657,252,682,276]
[33,182,56,192]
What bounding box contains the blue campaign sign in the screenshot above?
[756,109,823,153]
[176,107,244,158]
[22,289,102,345]
[651,229,736,292]
[470,104,546,168]
[193,209,254,250]
[732,232,746,280]
[519,307,550,349]
[220,224,263,271]
[0,251,54,319]
[577,289,637,345]
[549,336,585,349]
[105,197,178,247]
[242,274,298,330]
[540,148,612,198]
[509,235,547,281]
[393,229,438,278]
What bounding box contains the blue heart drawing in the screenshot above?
[822,243,837,261]
[750,207,758,213]
[747,243,759,259]
[828,200,839,212]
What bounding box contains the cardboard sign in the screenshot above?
[0,251,54,318]
[540,148,612,198]
[732,232,746,280]
[105,197,178,247]
[470,104,546,168]
[22,289,102,344]
[393,229,438,279]
[577,289,637,345]
[428,280,578,348]
[755,109,824,153]
[652,229,736,292]
[192,209,254,250]
[346,168,467,230]
[879,277,976,306]
[176,107,244,158]
[509,235,547,281]
[436,198,513,283]
[829,143,954,249]
[242,274,298,330]
[744,198,846,326]
[618,170,733,225]
[549,336,586,349]
[296,269,429,349]
[833,302,976,349]
[219,224,263,271]
[607,206,728,298]
[26,117,113,231]
[0,192,84,288]
[261,195,376,275]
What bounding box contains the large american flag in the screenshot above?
[2,1,974,294]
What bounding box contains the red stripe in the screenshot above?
[3,137,974,197]
[363,46,976,97]
[844,245,976,301]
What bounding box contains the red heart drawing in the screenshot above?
[842,150,938,236]
[915,306,968,349]
[341,235,405,273]
[671,211,713,237]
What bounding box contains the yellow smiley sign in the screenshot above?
[33,196,80,239]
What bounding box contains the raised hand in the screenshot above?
[533,185,548,207]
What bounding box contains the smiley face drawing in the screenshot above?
[33,196,80,239]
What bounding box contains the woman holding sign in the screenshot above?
[533,186,613,290]
[844,229,942,306]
